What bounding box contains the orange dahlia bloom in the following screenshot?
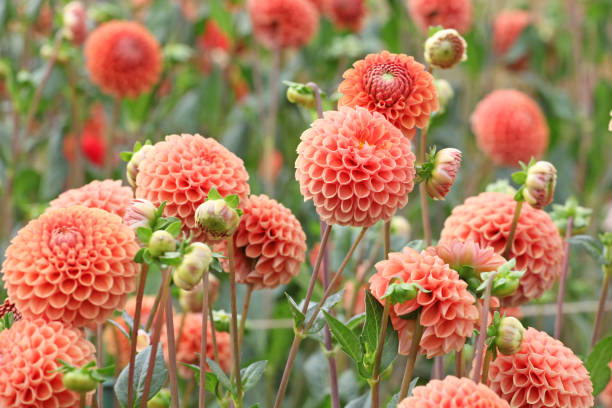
[399,376,510,408]
[487,327,593,408]
[338,51,438,138]
[430,240,507,276]
[50,179,134,218]
[2,206,139,327]
[471,89,549,167]
[440,192,564,305]
[135,134,250,243]
[493,10,531,70]
[216,194,306,289]
[369,247,478,358]
[85,21,162,98]
[601,360,612,407]
[0,318,95,407]
[407,0,473,34]
[248,0,319,49]
[326,0,367,32]
[163,313,231,377]
[296,107,416,226]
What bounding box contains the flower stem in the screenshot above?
[591,266,612,348]
[554,216,574,339]
[199,270,210,408]
[418,127,432,246]
[399,318,424,400]
[146,282,164,331]
[273,227,367,408]
[481,349,493,385]
[208,301,220,362]
[302,224,333,315]
[127,265,149,408]
[262,45,281,194]
[79,393,86,408]
[455,349,464,377]
[238,283,254,352]
[471,272,498,383]
[164,289,180,408]
[503,201,523,259]
[96,324,103,408]
[227,237,243,407]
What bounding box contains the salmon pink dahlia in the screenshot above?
[216,194,306,289]
[486,328,593,408]
[440,192,564,305]
[85,21,162,98]
[338,51,438,138]
[471,89,549,166]
[601,361,612,407]
[0,318,96,408]
[408,0,473,34]
[369,247,478,358]
[2,206,139,327]
[399,376,510,408]
[326,0,367,32]
[248,0,319,49]
[493,10,531,70]
[50,179,134,218]
[135,134,250,243]
[296,107,416,226]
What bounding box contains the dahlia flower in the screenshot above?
[487,327,594,408]
[135,134,250,243]
[50,179,134,218]
[398,376,510,408]
[326,0,367,32]
[493,10,531,70]
[63,2,87,46]
[216,195,306,289]
[338,51,438,138]
[369,247,478,358]
[0,319,96,407]
[423,147,462,200]
[85,21,162,98]
[248,0,319,49]
[430,240,506,277]
[296,106,416,226]
[0,299,22,321]
[471,89,549,166]
[424,29,467,69]
[440,192,564,305]
[408,0,473,34]
[2,206,139,327]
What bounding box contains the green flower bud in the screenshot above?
[212,310,231,332]
[523,161,556,209]
[127,145,153,188]
[173,243,213,290]
[424,29,467,69]
[495,316,525,355]
[381,282,428,305]
[179,274,220,313]
[62,370,98,393]
[148,230,176,258]
[390,216,411,236]
[195,199,240,241]
[286,87,316,108]
[148,389,171,408]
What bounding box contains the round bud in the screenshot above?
[286,87,316,108]
[434,79,454,113]
[148,230,176,257]
[390,216,411,236]
[124,199,157,232]
[195,199,241,241]
[425,148,462,200]
[179,274,220,313]
[62,370,98,393]
[491,278,520,297]
[173,243,213,290]
[148,389,171,408]
[424,29,467,69]
[495,316,525,355]
[523,161,556,209]
[126,145,154,188]
[63,2,87,45]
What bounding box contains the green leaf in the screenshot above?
[206,357,234,395]
[511,171,526,185]
[428,25,444,37]
[586,336,612,395]
[346,392,370,408]
[568,235,606,265]
[114,345,167,407]
[241,360,267,392]
[137,227,152,243]
[120,151,133,162]
[122,311,134,333]
[154,202,167,219]
[362,291,383,358]
[285,293,305,328]
[306,289,345,333]
[224,194,240,208]
[323,311,362,364]
[165,221,182,238]
[159,251,182,266]
[346,313,366,330]
[379,317,399,373]
[134,248,146,263]
[207,187,222,200]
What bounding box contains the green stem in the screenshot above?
[591,266,612,348]
[127,265,149,408]
[455,349,464,377]
[227,237,243,407]
[554,216,573,339]
[199,270,210,408]
[164,290,180,408]
[418,127,432,246]
[398,317,424,400]
[481,349,493,385]
[503,201,524,259]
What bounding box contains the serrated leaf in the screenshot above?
[285,293,305,327]
[114,345,167,407]
[137,227,152,243]
[324,311,362,364]
[568,235,606,264]
[207,187,222,200]
[379,317,399,373]
[586,336,612,395]
[347,313,366,330]
[306,289,345,333]
[241,360,267,391]
[206,358,233,394]
[224,194,240,208]
[362,291,383,357]
[165,221,182,238]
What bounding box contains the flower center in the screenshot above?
[364,63,413,106]
[114,35,146,68]
[50,226,82,249]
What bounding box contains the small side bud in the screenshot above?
[284,81,318,109]
[434,79,454,113]
[62,2,87,45]
[424,29,467,69]
[148,230,176,258]
[126,144,153,188]
[478,259,525,297]
[195,199,240,241]
[495,316,525,355]
[381,281,429,305]
[148,389,171,408]
[390,216,411,236]
[212,310,231,332]
[124,199,157,232]
[523,161,556,209]
[424,148,462,200]
[172,243,213,290]
[62,369,98,393]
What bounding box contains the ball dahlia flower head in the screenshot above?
[471,89,549,167]
[398,376,510,407]
[0,318,96,407]
[408,0,473,34]
[369,246,479,358]
[338,51,438,138]
[486,327,593,408]
[2,206,139,327]
[135,133,250,244]
[50,179,134,218]
[216,194,307,289]
[440,192,564,306]
[85,20,162,98]
[296,106,416,227]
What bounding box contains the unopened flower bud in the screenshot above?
[212,310,231,332]
[286,87,316,108]
[63,2,87,45]
[479,260,525,297]
[424,29,467,69]
[173,243,213,290]
[434,79,454,113]
[136,329,150,353]
[195,199,240,241]
[390,216,410,236]
[381,282,419,304]
[179,274,220,312]
[148,389,171,408]
[62,369,98,393]
[148,230,176,257]
[124,199,156,232]
[425,148,462,200]
[495,316,525,355]
[523,161,556,209]
[126,145,153,188]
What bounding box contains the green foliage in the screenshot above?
[585,336,612,396]
[115,346,167,407]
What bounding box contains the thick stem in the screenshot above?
[432,357,444,380]
[455,349,464,377]
[199,271,210,408]
[176,313,187,351]
[208,301,220,363]
[398,318,425,400]
[165,292,180,408]
[79,393,86,408]
[471,272,498,383]
[503,201,523,259]
[104,98,121,177]
[306,82,324,119]
[302,224,333,314]
[146,282,164,331]
[96,324,103,408]
[227,237,243,407]
[238,283,254,351]
[554,217,574,339]
[140,269,171,408]
[262,45,281,194]
[481,349,493,385]
[127,265,149,408]
[591,267,612,348]
[418,128,432,246]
